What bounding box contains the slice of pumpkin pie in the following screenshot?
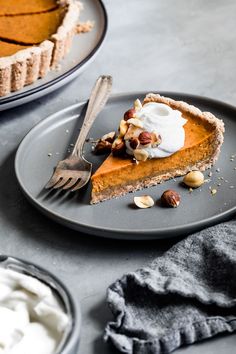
[91,93,224,204]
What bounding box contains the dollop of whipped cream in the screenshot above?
[0,268,69,354]
[126,102,187,158]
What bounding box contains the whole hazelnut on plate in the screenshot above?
[183,171,204,188]
[161,189,181,208]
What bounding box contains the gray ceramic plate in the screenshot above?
[15,92,236,240]
[0,0,107,112]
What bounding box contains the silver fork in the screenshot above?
[45,75,112,191]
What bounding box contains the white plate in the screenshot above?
[0,0,107,111]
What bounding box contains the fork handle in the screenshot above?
[71,75,113,157]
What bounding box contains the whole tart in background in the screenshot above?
[0,0,82,96]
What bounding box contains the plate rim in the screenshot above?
[15,91,236,239]
[0,0,108,106]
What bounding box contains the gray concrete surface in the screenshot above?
[0,0,236,353]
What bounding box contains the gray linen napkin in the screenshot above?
[104,219,236,353]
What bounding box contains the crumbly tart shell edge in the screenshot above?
[0,0,81,97]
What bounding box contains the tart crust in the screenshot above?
[0,0,82,96]
[91,93,225,204]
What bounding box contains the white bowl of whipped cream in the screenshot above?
[0,255,80,354]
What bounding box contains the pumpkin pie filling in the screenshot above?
[0,41,29,57]
[0,7,66,45]
[91,94,224,203]
[0,0,58,16]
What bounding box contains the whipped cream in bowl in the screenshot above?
[125,102,187,159]
[0,255,80,354]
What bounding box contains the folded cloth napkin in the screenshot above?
[104,219,236,354]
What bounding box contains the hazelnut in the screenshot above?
[161,190,181,208]
[112,138,126,156]
[139,131,152,146]
[94,140,112,154]
[151,131,162,146]
[124,108,136,121]
[183,171,204,188]
[119,119,128,137]
[94,131,116,154]
[133,149,149,161]
[129,137,140,150]
[101,131,116,144]
[124,125,143,141]
[133,99,142,111]
[134,195,154,209]
[126,118,144,129]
